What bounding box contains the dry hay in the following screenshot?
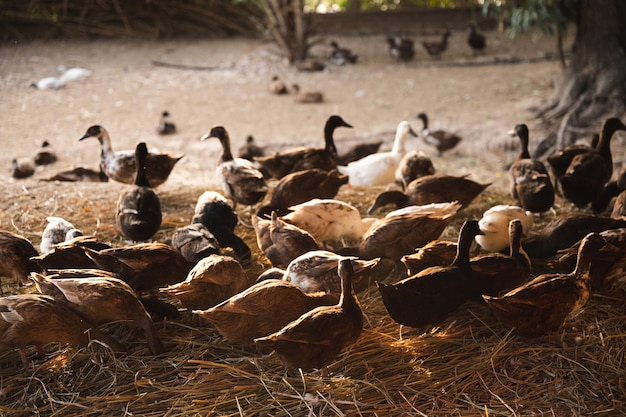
[0,180,625,416]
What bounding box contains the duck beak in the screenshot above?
[342,121,354,129]
[78,132,91,141]
[200,133,213,141]
[408,127,419,137]
[507,129,516,136]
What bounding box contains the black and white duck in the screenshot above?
[116,142,162,242]
[254,258,363,376]
[366,174,490,214]
[156,111,176,135]
[257,169,349,218]
[376,219,482,328]
[40,216,83,253]
[194,279,339,345]
[31,271,165,354]
[255,115,353,179]
[328,40,358,65]
[386,36,415,62]
[0,293,125,366]
[422,30,450,59]
[34,140,57,166]
[192,191,250,263]
[202,125,268,208]
[483,232,606,338]
[337,121,418,187]
[394,150,436,190]
[79,125,182,187]
[10,158,35,179]
[508,123,555,213]
[416,112,462,155]
[559,117,626,208]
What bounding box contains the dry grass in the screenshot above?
[0,180,625,416]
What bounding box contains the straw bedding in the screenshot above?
[0,181,624,416]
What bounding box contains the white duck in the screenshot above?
[40,217,83,253]
[475,205,533,252]
[338,121,418,186]
[281,199,366,245]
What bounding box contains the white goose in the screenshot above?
[338,121,417,186]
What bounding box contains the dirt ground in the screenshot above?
[1,28,569,195]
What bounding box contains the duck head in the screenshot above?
[201,126,233,162]
[79,125,106,143]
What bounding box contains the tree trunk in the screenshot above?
[534,0,626,158]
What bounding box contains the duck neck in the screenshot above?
[391,130,407,155]
[99,131,114,157]
[509,223,531,268]
[218,135,234,163]
[338,260,359,311]
[517,132,531,160]
[134,143,151,187]
[453,221,478,268]
[596,120,619,159]
[324,122,338,156]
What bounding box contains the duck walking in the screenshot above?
[483,233,606,338]
[422,30,451,59]
[116,142,162,242]
[254,258,363,376]
[328,40,358,65]
[79,125,182,187]
[416,112,462,155]
[387,36,415,62]
[508,123,555,213]
[467,24,486,54]
[202,126,268,208]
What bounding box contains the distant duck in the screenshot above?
[367,174,490,214]
[546,133,599,187]
[394,150,436,190]
[328,40,358,65]
[377,219,482,328]
[237,135,265,161]
[359,201,461,261]
[11,158,34,179]
[252,211,320,267]
[160,254,249,310]
[386,36,415,62]
[192,191,250,263]
[281,199,364,246]
[116,142,162,242]
[422,30,451,59]
[254,258,363,376]
[292,83,324,103]
[508,123,555,213]
[79,125,183,187]
[202,126,268,208]
[31,76,65,90]
[255,115,353,179]
[0,231,41,292]
[30,235,111,271]
[194,279,338,345]
[483,232,606,338]
[416,112,462,155]
[294,58,326,72]
[475,205,533,253]
[467,24,486,54]
[156,111,176,135]
[279,250,379,294]
[168,223,220,263]
[58,66,92,82]
[0,293,125,366]
[338,121,418,186]
[42,166,108,182]
[559,118,626,207]
[85,242,193,291]
[34,141,57,166]
[257,169,349,218]
[336,141,383,165]
[40,216,83,253]
[268,75,289,95]
[31,271,165,354]
[522,214,626,259]
[469,219,532,301]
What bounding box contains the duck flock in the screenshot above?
[2,35,626,376]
